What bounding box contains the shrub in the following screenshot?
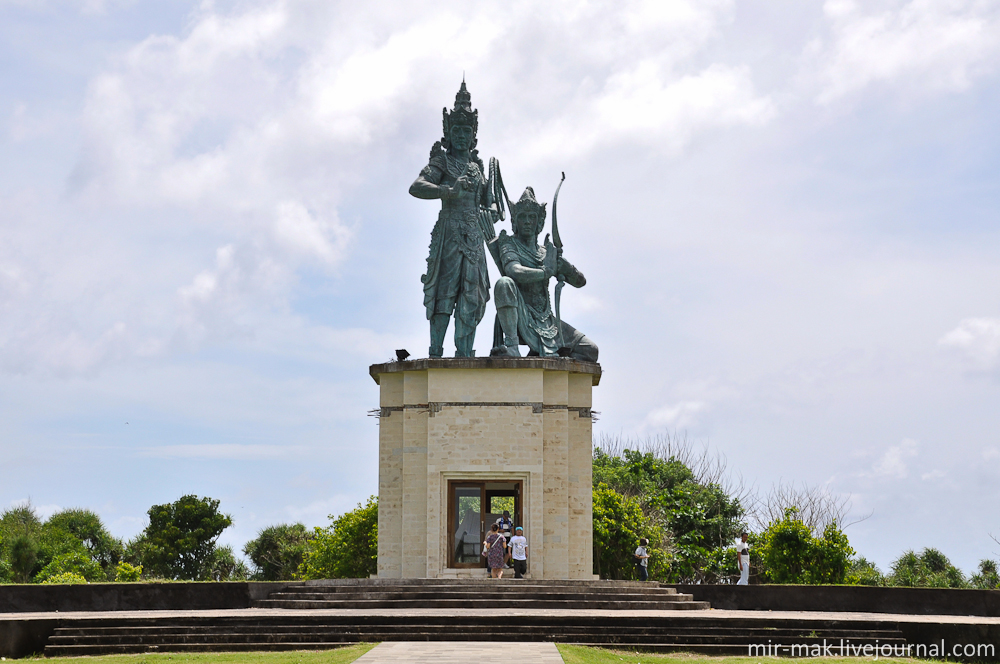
[971,559,1000,590]
[35,550,105,583]
[847,557,885,586]
[299,497,377,579]
[206,545,250,581]
[887,548,968,588]
[42,572,88,584]
[757,508,854,584]
[114,562,143,582]
[592,483,662,580]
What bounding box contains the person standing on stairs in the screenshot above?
[634,538,650,582]
[736,531,750,585]
[509,526,528,579]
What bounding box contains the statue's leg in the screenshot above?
[429,313,449,358]
[491,277,521,357]
[560,321,598,362]
[454,317,476,358]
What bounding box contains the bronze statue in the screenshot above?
[490,186,598,362]
[408,82,497,358]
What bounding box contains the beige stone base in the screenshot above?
[370,357,600,580]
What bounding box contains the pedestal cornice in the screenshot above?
[369,357,601,385]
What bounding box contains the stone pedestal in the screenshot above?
[369,357,600,579]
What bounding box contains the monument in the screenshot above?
[371,81,600,579]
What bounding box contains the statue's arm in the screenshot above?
[506,262,548,284]
[409,165,453,200]
[557,257,586,288]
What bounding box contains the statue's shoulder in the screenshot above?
[427,141,448,171]
[497,231,520,261]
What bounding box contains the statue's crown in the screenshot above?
[442,79,478,137]
[510,187,547,231]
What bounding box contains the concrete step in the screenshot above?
[255,599,710,610]
[43,615,908,657]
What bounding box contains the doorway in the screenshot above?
[447,480,522,568]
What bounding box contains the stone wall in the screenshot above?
[370,358,600,579]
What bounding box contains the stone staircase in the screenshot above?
[254,579,707,611]
[41,580,909,657]
[43,614,909,657]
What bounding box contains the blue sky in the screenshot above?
[1,0,999,574]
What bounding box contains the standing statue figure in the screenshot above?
[409,81,497,358]
[491,187,598,362]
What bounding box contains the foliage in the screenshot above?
[846,557,885,586]
[115,561,143,582]
[592,447,744,583]
[244,523,314,581]
[45,509,123,575]
[971,559,1000,590]
[135,495,233,580]
[42,572,88,585]
[299,497,377,580]
[35,550,106,583]
[757,508,854,584]
[887,548,968,588]
[1,504,44,582]
[206,544,251,581]
[592,483,661,580]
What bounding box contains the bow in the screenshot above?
[552,172,566,351]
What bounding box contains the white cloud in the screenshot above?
[812,0,1000,102]
[644,400,709,430]
[983,447,1000,461]
[871,438,919,479]
[939,318,1000,369]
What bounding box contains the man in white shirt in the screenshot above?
[736,531,750,585]
[509,526,528,578]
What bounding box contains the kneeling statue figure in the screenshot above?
[491,187,598,362]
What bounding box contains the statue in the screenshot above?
[409,81,497,358]
[490,186,598,362]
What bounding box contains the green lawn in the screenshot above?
[31,644,376,663]
[556,645,933,664]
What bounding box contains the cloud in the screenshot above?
[812,0,1000,102]
[871,438,919,479]
[939,318,1000,369]
[643,400,709,430]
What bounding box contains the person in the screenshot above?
[409,81,497,358]
[634,538,650,582]
[736,531,750,585]
[509,526,528,579]
[484,523,507,578]
[496,510,513,566]
[490,187,598,361]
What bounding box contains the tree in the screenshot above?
[136,495,233,580]
[1,504,44,582]
[592,483,657,580]
[244,523,314,580]
[299,497,377,579]
[847,557,885,586]
[206,545,251,581]
[44,509,123,576]
[593,444,745,583]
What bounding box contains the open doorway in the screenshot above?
[447,480,522,568]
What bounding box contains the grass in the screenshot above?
[29,644,376,663]
[555,645,936,664]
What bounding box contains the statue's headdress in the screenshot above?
[441,80,478,151]
[510,187,547,235]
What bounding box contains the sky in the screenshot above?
[1,0,999,574]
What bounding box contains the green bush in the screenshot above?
[114,561,143,582]
[887,548,968,588]
[35,550,106,583]
[42,572,88,584]
[971,559,1000,590]
[757,508,854,584]
[846,557,885,586]
[299,497,377,579]
[244,523,314,581]
[206,545,251,581]
[592,483,662,580]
